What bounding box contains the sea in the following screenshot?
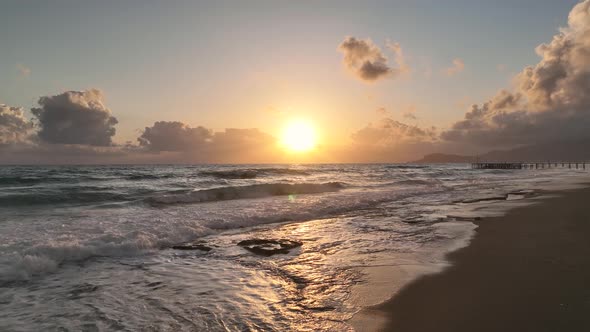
[0,164,587,331]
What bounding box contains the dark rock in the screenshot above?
[237,238,302,256]
[403,216,430,224]
[403,218,423,224]
[303,305,336,312]
[171,244,212,252]
[447,215,482,221]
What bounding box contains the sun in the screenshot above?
[281,120,317,152]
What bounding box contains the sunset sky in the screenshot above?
[1,0,588,163]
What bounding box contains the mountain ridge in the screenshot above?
[414,140,590,163]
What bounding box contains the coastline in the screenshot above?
[351,184,590,332]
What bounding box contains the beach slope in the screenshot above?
[356,186,590,332]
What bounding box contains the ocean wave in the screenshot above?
[394,179,443,186]
[0,174,116,187]
[0,185,444,282]
[200,168,310,179]
[385,165,430,169]
[125,174,175,181]
[0,171,178,187]
[0,189,143,207]
[149,182,345,205]
[0,177,47,186]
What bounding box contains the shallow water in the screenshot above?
[0,164,587,331]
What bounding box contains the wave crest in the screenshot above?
[149,182,345,205]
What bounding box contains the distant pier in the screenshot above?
[472,162,587,170]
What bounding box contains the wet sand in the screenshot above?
[352,186,590,332]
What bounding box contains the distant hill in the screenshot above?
[413,153,474,163]
[414,140,590,163]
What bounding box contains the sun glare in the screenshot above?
[281,120,317,152]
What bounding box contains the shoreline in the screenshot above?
[350,184,590,332]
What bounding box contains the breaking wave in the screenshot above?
[149,182,345,205]
[0,232,189,283]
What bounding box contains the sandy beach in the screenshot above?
[353,185,590,332]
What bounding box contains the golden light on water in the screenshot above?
[281,120,317,152]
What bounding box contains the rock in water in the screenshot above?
[171,244,212,252]
[237,238,302,256]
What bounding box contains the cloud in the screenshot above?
[402,105,418,120]
[376,107,389,116]
[442,0,590,147]
[0,104,33,146]
[138,121,212,152]
[352,117,436,146]
[31,89,118,146]
[210,128,275,151]
[137,121,279,162]
[338,37,407,82]
[16,64,31,78]
[386,41,410,74]
[207,128,279,162]
[338,117,439,162]
[0,91,127,163]
[443,58,465,77]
